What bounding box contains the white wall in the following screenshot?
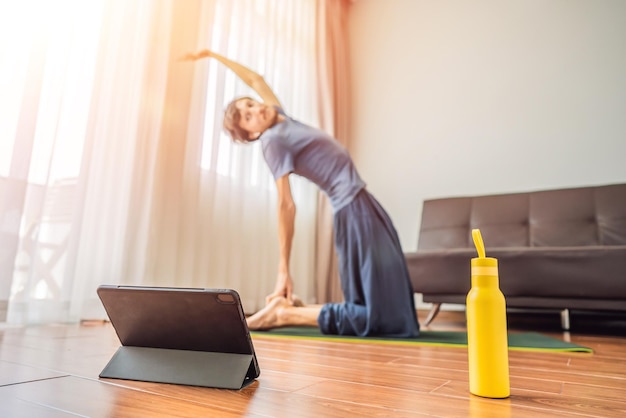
[348,0,626,252]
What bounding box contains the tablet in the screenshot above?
[97,285,260,389]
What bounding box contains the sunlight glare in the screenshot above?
[0,1,41,177]
[0,0,103,182]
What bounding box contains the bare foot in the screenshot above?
[246,296,290,330]
[291,294,304,307]
[265,294,305,307]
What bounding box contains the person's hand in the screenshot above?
[266,271,294,305]
[179,49,211,62]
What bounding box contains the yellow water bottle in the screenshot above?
[466,229,510,398]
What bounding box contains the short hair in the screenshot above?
[223,97,254,143]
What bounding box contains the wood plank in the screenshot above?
[0,324,118,378]
[292,379,566,418]
[0,391,76,418]
[0,361,67,386]
[102,378,430,418]
[432,379,626,417]
[562,381,626,404]
[0,376,247,417]
[254,351,452,393]
[1,312,626,417]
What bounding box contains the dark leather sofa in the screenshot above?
[405,183,626,329]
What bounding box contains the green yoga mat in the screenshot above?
[252,327,592,353]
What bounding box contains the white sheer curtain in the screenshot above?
[0,0,323,324]
[148,0,320,313]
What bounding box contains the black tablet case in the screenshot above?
[97,285,260,389]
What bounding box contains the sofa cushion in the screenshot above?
[528,184,626,246]
[418,197,472,250]
[408,246,626,300]
[530,187,597,246]
[470,193,529,247]
[596,184,626,245]
[418,184,626,251]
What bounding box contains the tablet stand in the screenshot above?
[100,346,257,390]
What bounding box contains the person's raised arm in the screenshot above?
[183,49,281,108]
[266,174,296,303]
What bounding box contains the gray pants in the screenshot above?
[318,189,420,337]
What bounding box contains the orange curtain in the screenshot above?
[314,0,353,303]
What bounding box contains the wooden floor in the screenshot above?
[1,310,626,417]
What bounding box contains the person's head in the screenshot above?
[223,97,279,143]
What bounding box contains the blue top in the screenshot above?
[260,108,366,211]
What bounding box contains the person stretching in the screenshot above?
[184,50,419,337]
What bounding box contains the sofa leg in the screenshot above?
[423,303,442,327]
[560,308,570,331]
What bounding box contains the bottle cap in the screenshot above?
[471,229,498,275]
